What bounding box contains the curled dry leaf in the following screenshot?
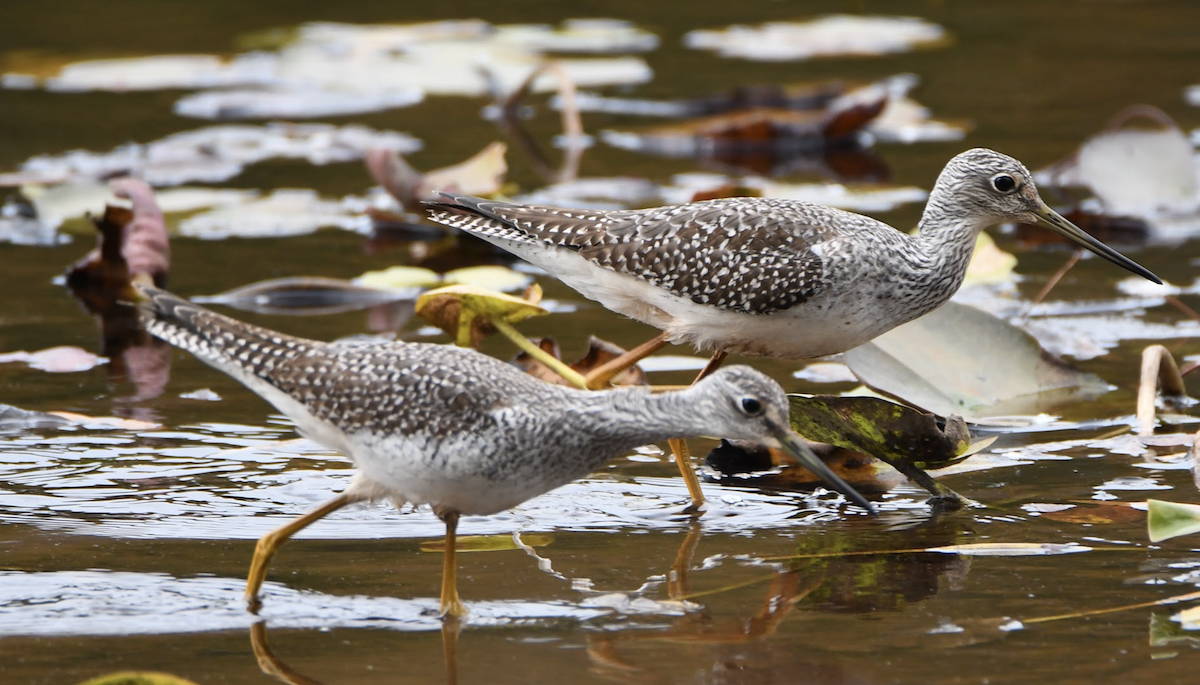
[415,284,547,348]
[366,142,508,213]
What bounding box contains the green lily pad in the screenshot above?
[1148,499,1200,542]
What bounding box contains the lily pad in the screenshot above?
[7,123,420,187]
[684,15,947,61]
[353,266,442,291]
[843,301,1110,424]
[1148,499,1200,542]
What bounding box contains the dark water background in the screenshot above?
[2,1,1200,683]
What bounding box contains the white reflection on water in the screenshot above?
[0,570,621,636]
[0,422,878,541]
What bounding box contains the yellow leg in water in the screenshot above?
[440,510,468,618]
[667,350,731,509]
[245,493,359,612]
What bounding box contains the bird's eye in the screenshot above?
[740,397,763,415]
[991,174,1017,193]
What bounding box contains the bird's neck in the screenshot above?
[578,385,717,448]
[911,192,993,287]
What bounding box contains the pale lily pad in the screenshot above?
[684,15,947,61]
[443,265,533,292]
[7,123,420,187]
[353,266,442,291]
[175,86,422,120]
[962,232,1017,286]
[44,53,276,92]
[0,346,106,373]
[844,301,1110,424]
[1148,499,1200,542]
[752,179,927,213]
[178,189,366,239]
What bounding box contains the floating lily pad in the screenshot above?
[5,123,420,187]
[1148,499,1200,543]
[0,346,107,373]
[175,86,423,120]
[684,15,947,61]
[177,189,365,239]
[844,301,1110,424]
[353,266,442,291]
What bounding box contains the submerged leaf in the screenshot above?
[420,533,554,552]
[195,277,417,315]
[1148,499,1200,542]
[844,301,1109,424]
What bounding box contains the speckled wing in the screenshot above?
[426,195,837,314]
[137,285,537,439]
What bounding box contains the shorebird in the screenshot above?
[425,148,1160,505]
[136,285,874,617]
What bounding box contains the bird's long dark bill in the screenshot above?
[774,429,877,515]
[1033,205,1162,284]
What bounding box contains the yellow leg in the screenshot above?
[440,510,468,618]
[583,331,671,390]
[442,613,462,685]
[245,493,358,612]
[668,350,730,508]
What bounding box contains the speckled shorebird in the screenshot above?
[425,148,1161,505]
[136,285,874,617]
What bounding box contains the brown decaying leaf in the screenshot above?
[65,177,170,308]
[511,336,648,387]
[1037,502,1146,525]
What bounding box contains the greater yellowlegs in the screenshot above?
[425,148,1161,504]
[136,285,874,617]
